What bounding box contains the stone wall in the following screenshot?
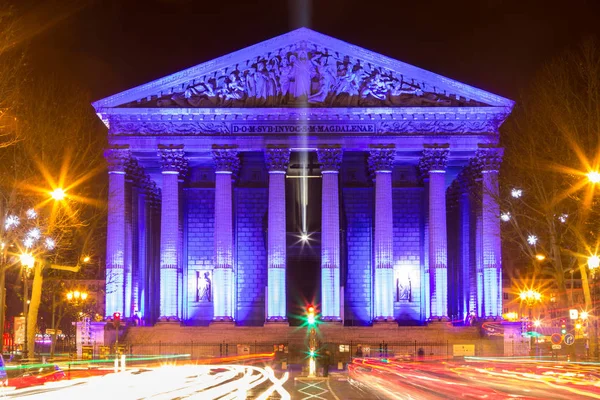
[343,187,373,325]
[185,188,215,323]
[392,188,424,321]
[235,187,268,325]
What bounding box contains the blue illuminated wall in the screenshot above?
[343,187,374,325]
[185,188,215,323]
[234,187,268,325]
[392,187,424,321]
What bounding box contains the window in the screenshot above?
[503,293,509,300]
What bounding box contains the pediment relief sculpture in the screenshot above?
[122,43,488,109]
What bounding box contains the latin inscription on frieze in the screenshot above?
[230,122,376,134]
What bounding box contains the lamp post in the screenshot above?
[588,255,599,360]
[519,289,542,356]
[19,253,34,359]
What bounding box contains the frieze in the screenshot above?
[265,147,291,172]
[108,119,500,136]
[316,147,343,172]
[121,41,488,110]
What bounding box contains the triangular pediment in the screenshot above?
[92,28,513,110]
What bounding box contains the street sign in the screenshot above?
[564,333,575,345]
[550,333,563,345]
[569,309,579,320]
[552,344,562,350]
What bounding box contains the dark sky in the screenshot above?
[16,0,600,104]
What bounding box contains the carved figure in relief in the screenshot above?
[289,50,314,99]
[278,56,292,101]
[308,56,336,104]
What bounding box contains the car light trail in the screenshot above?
[0,364,290,399]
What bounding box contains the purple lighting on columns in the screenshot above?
[476,147,504,317]
[265,147,290,321]
[369,147,395,320]
[420,147,449,319]
[317,147,343,320]
[213,148,239,321]
[158,145,186,320]
[104,147,130,317]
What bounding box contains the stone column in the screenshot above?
[317,147,343,321]
[265,147,290,322]
[125,159,144,318]
[457,170,473,318]
[158,145,186,321]
[476,148,503,317]
[419,147,450,319]
[104,147,130,317]
[368,146,395,321]
[212,147,239,321]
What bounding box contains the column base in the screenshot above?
[373,317,396,326]
[321,317,343,323]
[428,316,451,322]
[265,319,289,327]
[211,317,235,327]
[157,316,180,323]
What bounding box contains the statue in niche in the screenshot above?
[396,275,411,302]
[289,50,315,99]
[198,271,212,302]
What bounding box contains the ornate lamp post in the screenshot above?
[588,255,599,360]
[519,289,542,356]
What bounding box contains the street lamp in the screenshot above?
[50,188,66,201]
[587,255,599,360]
[519,289,542,356]
[588,171,600,184]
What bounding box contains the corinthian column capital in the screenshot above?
[104,146,131,172]
[474,147,504,173]
[418,146,449,174]
[158,145,187,173]
[317,147,343,172]
[212,146,239,174]
[265,147,291,172]
[368,145,395,173]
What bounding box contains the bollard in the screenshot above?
[121,354,126,372]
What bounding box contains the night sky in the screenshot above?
[17,0,600,104]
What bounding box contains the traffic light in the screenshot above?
[561,320,567,335]
[307,305,315,326]
[113,312,121,328]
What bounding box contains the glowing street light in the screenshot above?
[511,188,523,198]
[527,235,538,246]
[19,253,35,269]
[300,233,309,243]
[588,171,600,184]
[535,254,546,261]
[500,212,511,222]
[588,255,600,271]
[533,319,541,328]
[581,311,589,320]
[82,256,91,263]
[50,188,66,201]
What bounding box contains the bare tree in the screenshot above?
[0,75,106,357]
[501,39,600,318]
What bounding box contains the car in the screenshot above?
[8,364,65,389]
[0,355,7,386]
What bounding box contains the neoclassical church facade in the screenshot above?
[94,28,513,326]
